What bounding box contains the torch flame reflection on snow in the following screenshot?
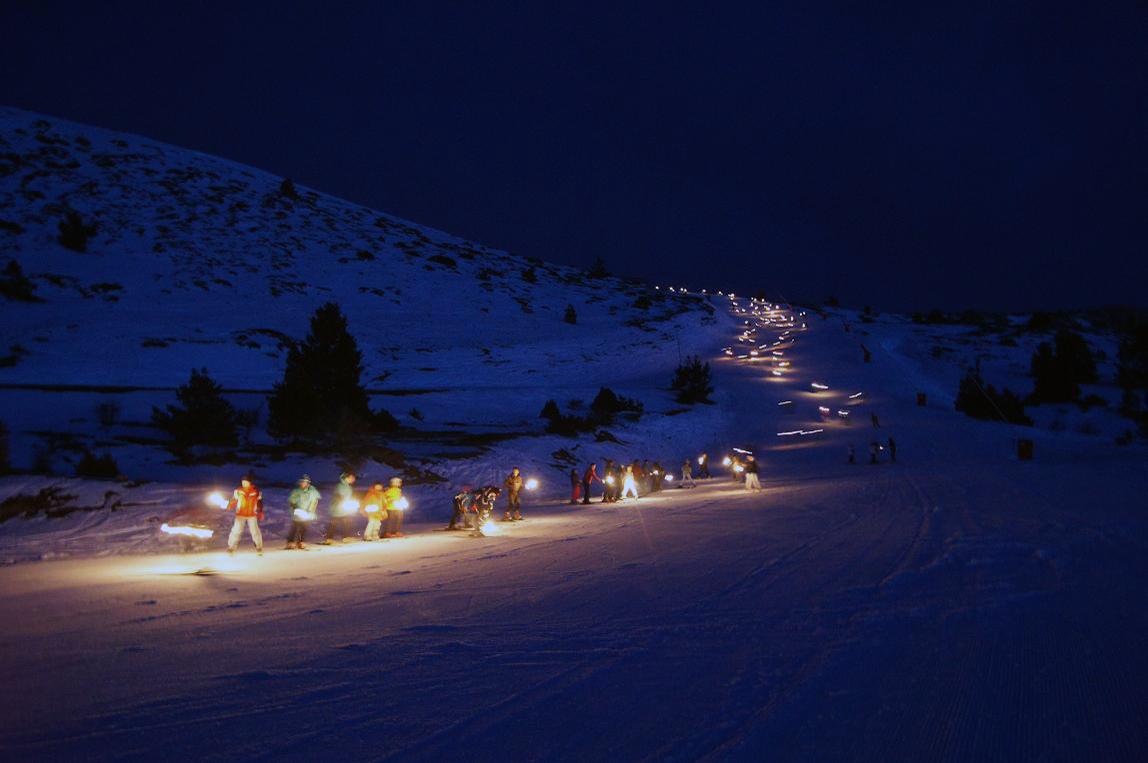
[160,523,213,539]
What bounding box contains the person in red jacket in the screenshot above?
[227,475,264,555]
[580,463,602,506]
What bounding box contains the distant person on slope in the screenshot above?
[569,469,582,504]
[870,442,880,464]
[681,459,695,488]
[324,472,357,544]
[652,461,666,492]
[888,437,897,463]
[361,481,387,541]
[847,444,855,464]
[382,477,406,537]
[743,456,762,492]
[581,463,602,505]
[503,467,524,521]
[697,452,710,479]
[227,475,264,555]
[285,474,319,549]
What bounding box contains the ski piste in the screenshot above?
[0,108,1145,761]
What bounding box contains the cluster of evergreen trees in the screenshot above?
[152,302,396,454]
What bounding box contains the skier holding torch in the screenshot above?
[361,480,387,541]
[503,467,524,521]
[226,475,264,555]
[382,477,407,537]
[324,472,357,544]
[285,474,320,549]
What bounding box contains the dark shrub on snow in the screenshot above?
[564,304,577,324]
[0,420,9,474]
[955,370,1032,425]
[75,451,119,479]
[57,209,97,252]
[589,387,643,423]
[0,260,41,301]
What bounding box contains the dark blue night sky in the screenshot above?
[3,1,1146,311]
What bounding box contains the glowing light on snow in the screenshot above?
[733,465,745,473]
[837,410,851,418]
[480,519,501,535]
[778,400,793,406]
[293,508,316,520]
[819,406,831,415]
[525,478,539,490]
[776,429,825,437]
[771,370,783,376]
[338,498,360,515]
[848,392,863,400]
[811,382,830,390]
[606,476,616,485]
[206,492,228,509]
[722,456,732,466]
[160,523,213,539]
[364,504,380,514]
[394,497,410,510]
[733,447,753,454]
[664,474,674,482]
[697,456,705,464]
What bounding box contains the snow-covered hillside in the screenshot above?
[0,107,727,490]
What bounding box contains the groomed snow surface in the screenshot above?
[2,302,1147,761]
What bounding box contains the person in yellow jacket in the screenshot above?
[361,481,388,541]
[382,477,406,538]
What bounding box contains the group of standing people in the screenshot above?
[847,437,898,465]
[569,453,729,504]
[221,471,408,554]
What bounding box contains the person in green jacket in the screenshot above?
[285,474,320,549]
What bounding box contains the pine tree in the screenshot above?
[152,368,239,448]
[1028,329,1097,404]
[268,302,385,443]
[279,177,300,201]
[564,304,577,324]
[589,256,609,278]
[671,356,714,404]
[539,399,561,421]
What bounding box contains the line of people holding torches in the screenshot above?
[165,452,757,553]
